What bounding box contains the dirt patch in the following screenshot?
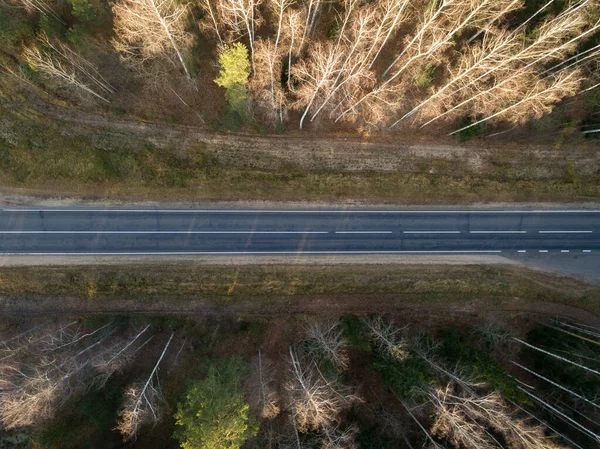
[1,95,599,205]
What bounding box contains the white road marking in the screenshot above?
[518,250,527,253]
[403,231,461,234]
[561,250,570,253]
[539,250,548,253]
[538,230,592,234]
[0,250,504,255]
[583,250,592,253]
[470,231,526,234]
[2,209,600,213]
[0,231,329,235]
[335,231,393,234]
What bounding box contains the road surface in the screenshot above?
[0,208,598,255]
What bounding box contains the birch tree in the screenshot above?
[418,2,599,129]
[112,0,193,80]
[248,0,294,125]
[334,0,518,123]
[286,346,357,432]
[365,315,408,361]
[251,38,287,125]
[248,349,280,419]
[297,0,322,53]
[269,0,295,50]
[449,68,583,135]
[0,321,150,429]
[281,8,304,87]
[292,41,345,128]
[8,0,65,24]
[307,5,381,123]
[23,35,115,102]
[304,320,349,372]
[394,26,522,125]
[429,384,495,449]
[321,425,358,449]
[198,0,224,45]
[116,331,174,441]
[365,0,411,68]
[430,384,568,449]
[382,0,523,80]
[218,0,263,74]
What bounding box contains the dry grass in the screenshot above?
[1,97,599,204]
[0,264,598,318]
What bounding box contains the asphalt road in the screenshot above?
[0,208,598,255]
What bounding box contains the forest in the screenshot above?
[0,312,599,449]
[1,0,599,136]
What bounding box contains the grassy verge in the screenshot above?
[1,104,599,203]
[0,264,598,317]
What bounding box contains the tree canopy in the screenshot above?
[214,42,251,89]
[173,357,257,449]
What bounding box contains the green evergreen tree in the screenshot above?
[173,357,258,449]
[214,43,251,116]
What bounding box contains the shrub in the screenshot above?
[372,352,434,402]
[456,116,484,142]
[415,64,436,89]
[0,8,35,55]
[436,329,528,403]
[340,314,371,352]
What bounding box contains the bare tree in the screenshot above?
[397,398,444,449]
[8,0,65,24]
[294,0,367,128]
[508,399,587,449]
[555,321,600,340]
[198,0,224,45]
[0,321,69,362]
[281,8,304,87]
[92,324,154,388]
[297,0,323,53]
[429,384,495,449]
[304,320,349,372]
[286,346,356,432]
[365,316,408,362]
[251,38,287,126]
[292,41,345,128]
[382,0,524,79]
[218,0,263,73]
[269,0,295,50]
[519,386,599,445]
[449,68,583,135]
[307,5,380,124]
[0,321,126,429]
[335,0,596,128]
[115,331,175,441]
[511,361,600,411]
[393,26,522,125]
[432,384,568,449]
[112,0,193,80]
[476,316,513,347]
[321,424,358,449]
[365,0,411,68]
[22,35,115,103]
[418,3,598,128]
[247,0,295,125]
[248,349,281,419]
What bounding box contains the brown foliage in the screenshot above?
[112,0,193,79]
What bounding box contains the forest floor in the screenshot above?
[1,84,600,205]
[0,264,598,321]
